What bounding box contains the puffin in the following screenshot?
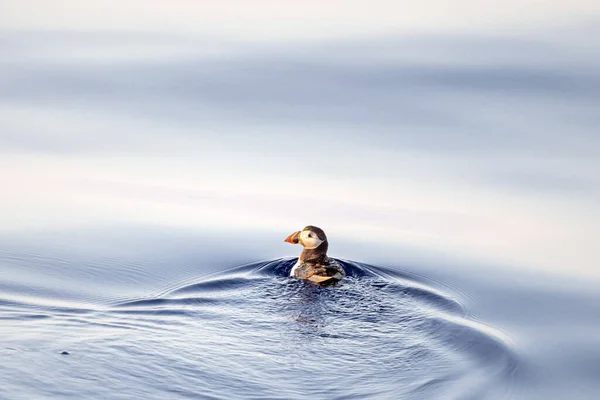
[284,225,345,284]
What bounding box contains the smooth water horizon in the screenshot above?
[1,3,600,399]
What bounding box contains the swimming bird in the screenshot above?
[284,225,345,284]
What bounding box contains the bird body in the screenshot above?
[284,226,345,284]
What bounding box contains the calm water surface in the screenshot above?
[1,14,600,399]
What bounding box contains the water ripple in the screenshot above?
[1,258,518,399]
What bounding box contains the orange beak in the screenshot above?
[284,231,301,244]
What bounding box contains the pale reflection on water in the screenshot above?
[1,25,599,276]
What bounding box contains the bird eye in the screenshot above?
[308,233,313,238]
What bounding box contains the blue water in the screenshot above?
[1,15,600,399]
[1,240,519,399]
[2,226,598,400]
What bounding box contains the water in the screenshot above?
[1,228,599,399]
[1,6,600,399]
[1,240,518,399]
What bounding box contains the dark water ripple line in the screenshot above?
[115,296,222,308]
[0,294,95,315]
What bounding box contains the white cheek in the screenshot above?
[300,231,323,249]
